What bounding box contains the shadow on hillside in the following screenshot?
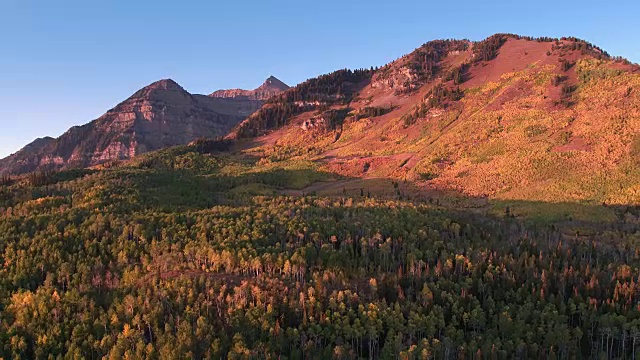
[107,162,640,234]
[14,152,638,234]
[280,175,639,230]
[99,166,340,212]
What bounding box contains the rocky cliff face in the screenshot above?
[0,78,282,175]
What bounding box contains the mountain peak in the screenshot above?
[259,76,289,92]
[209,76,289,101]
[142,78,185,92]
[0,75,250,175]
[125,78,191,103]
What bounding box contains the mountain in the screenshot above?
[230,34,640,207]
[205,76,290,122]
[0,77,287,175]
[209,75,290,100]
[3,34,639,208]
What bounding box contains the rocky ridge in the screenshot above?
[0,77,289,175]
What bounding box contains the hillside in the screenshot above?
[0,77,288,175]
[231,34,640,212]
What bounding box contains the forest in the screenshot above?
[234,69,374,138]
[0,145,639,359]
[401,84,464,127]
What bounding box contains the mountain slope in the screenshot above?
[232,34,640,207]
[0,77,288,175]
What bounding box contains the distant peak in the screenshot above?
[258,76,289,91]
[128,78,190,101]
[265,75,280,83]
[144,78,185,91]
[209,76,289,100]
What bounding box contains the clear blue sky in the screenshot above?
[1,0,638,158]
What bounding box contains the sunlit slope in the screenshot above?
[239,36,640,205]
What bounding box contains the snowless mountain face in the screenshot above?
[229,34,640,205]
[4,32,640,207]
[0,77,289,175]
